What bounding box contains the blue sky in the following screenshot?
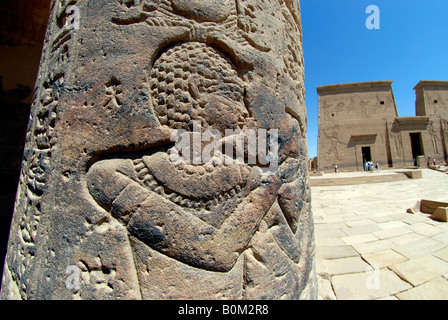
[301,1,448,158]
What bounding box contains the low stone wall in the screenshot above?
[311,170,422,187]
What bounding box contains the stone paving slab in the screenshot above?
[434,247,448,262]
[372,226,413,240]
[331,269,412,300]
[393,238,447,259]
[344,219,378,227]
[351,239,396,255]
[395,277,448,300]
[312,169,448,300]
[341,224,382,236]
[340,233,379,245]
[315,237,346,247]
[363,249,407,269]
[432,231,448,243]
[323,257,371,276]
[315,228,347,238]
[314,222,347,231]
[378,221,410,229]
[371,215,400,223]
[389,255,448,286]
[316,245,359,260]
[389,233,426,247]
[409,222,446,237]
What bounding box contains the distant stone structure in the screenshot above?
[1,0,316,300]
[317,80,448,172]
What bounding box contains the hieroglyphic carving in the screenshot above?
[103,78,123,112]
[3,0,77,299]
[7,75,63,299]
[50,0,79,73]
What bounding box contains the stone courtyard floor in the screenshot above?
[312,168,448,300]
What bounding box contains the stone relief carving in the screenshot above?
[347,96,355,113]
[320,99,332,121]
[323,125,345,161]
[86,42,275,272]
[111,0,305,95]
[442,118,448,136]
[335,97,344,112]
[428,120,441,155]
[2,0,315,300]
[390,120,403,158]
[2,0,81,298]
[360,98,369,118]
[6,73,63,299]
[83,36,312,297]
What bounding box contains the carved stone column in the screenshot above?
[1,0,316,300]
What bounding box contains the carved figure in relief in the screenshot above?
[320,99,332,121]
[360,98,369,118]
[335,97,344,112]
[86,42,280,272]
[323,126,345,161]
[390,120,403,157]
[347,96,355,113]
[442,119,448,136]
[428,120,440,155]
